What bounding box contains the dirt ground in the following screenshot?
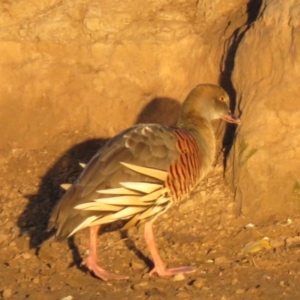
[1,134,300,300]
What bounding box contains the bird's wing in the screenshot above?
[48,124,182,238]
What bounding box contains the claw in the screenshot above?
[149,265,195,277]
[79,163,86,169]
[82,256,129,281]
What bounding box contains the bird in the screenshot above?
[48,83,241,281]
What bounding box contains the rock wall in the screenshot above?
[226,0,300,220]
[0,0,247,151]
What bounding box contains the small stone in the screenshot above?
[179,199,194,211]
[176,291,190,298]
[286,236,300,244]
[23,253,31,259]
[270,238,285,248]
[200,191,207,198]
[227,202,234,208]
[32,277,39,284]
[10,226,21,236]
[235,289,245,294]
[132,281,148,290]
[172,274,186,281]
[2,289,12,299]
[231,278,238,285]
[248,287,259,293]
[0,233,8,245]
[280,281,285,286]
[59,296,73,300]
[245,223,255,228]
[193,278,205,288]
[65,277,82,289]
[131,261,144,270]
[38,247,52,262]
[39,267,52,276]
[214,256,231,265]
[138,281,148,287]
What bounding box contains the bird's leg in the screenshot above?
[144,222,195,277]
[81,225,129,281]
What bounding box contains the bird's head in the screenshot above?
[179,84,241,125]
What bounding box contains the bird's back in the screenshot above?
[48,121,214,239]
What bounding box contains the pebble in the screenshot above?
[176,292,190,298]
[235,289,245,294]
[32,277,39,284]
[193,278,205,288]
[59,296,73,300]
[39,267,52,276]
[0,233,8,245]
[10,226,21,236]
[245,223,255,229]
[23,253,31,259]
[131,261,145,270]
[270,238,285,248]
[2,289,12,299]
[172,274,186,281]
[200,191,207,198]
[286,236,300,245]
[38,247,52,262]
[9,241,16,247]
[214,256,231,265]
[218,230,226,236]
[132,281,148,290]
[231,278,238,285]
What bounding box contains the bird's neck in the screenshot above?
[177,114,216,179]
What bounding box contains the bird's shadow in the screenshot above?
[19,97,181,273]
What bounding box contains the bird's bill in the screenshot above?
[222,112,241,124]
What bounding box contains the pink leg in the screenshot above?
[144,222,195,276]
[81,225,129,281]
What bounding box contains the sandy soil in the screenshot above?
[1,139,300,300]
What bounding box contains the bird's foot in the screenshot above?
[149,265,195,277]
[82,256,129,281]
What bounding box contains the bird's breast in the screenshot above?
[165,129,202,203]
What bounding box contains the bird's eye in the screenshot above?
[219,96,225,102]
